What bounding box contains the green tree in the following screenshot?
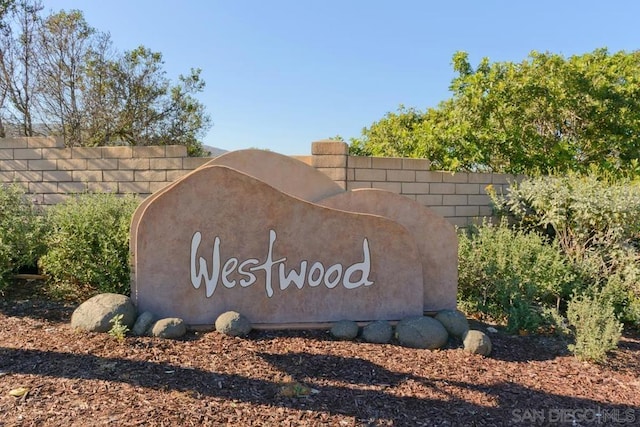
[0,0,42,137]
[81,32,118,145]
[101,46,210,155]
[0,0,15,19]
[351,49,640,176]
[0,2,211,155]
[158,68,210,156]
[0,0,13,135]
[36,9,95,145]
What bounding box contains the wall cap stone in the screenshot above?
[311,140,348,155]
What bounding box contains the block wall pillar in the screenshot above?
[311,139,348,189]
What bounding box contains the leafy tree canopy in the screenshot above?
[351,48,640,176]
[0,1,211,155]
[0,0,15,22]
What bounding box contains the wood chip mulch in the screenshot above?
[1,298,639,427]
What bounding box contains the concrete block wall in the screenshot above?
[311,139,519,227]
[1,137,517,226]
[0,137,210,205]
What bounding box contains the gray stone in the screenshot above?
[330,320,359,340]
[215,311,252,337]
[396,316,449,349]
[71,293,137,333]
[132,311,156,336]
[151,318,186,339]
[463,330,492,356]
[361,320,393,344]
[435,310,470,338]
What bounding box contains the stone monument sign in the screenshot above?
[130,150,457,328]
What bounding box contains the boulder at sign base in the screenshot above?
[132,311,156,336]
[215,311,252,337]
[463,330,492,356]
[396,316,449,349]
[71,293,136,333]
[151,318,187,339]
[330,320,359,340]
[435,310,470,338]
[361,320,393,344]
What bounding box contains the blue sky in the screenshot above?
[43,1,640,155]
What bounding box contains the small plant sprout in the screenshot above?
[108,314,129,341]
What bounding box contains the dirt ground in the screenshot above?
[1,287,639,426]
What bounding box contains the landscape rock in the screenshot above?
[330,320,359,340]
[463,330,492,356]
[361,320,393,344]
[151,318,187,339]
[435,310,469,338]
[71,293,136,333]
[132,311,156,336]
[396,316,449,349]
[215,311,252,337]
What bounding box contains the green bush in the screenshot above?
[567,291,623,363]
[490,173,640,251]
[489,173,640,326]
[601,266,640,325]
[458,219,576,333]
[0,241,12,292]
[0,184,48,292]
[39,193,139,299]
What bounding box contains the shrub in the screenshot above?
[489,173,640,251]
[458,219,576,333]
[0,241,12,292]
[0,184,48,292]
[489,173,640,326]
[39,193,139,299]
[601,266,640,325]
[567,291,623,363]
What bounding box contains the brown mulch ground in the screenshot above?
[1,285,639,426]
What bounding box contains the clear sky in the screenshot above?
[42,1,640,155]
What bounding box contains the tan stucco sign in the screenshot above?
[130,150,457,328]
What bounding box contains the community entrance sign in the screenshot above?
[130,150,457,328]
